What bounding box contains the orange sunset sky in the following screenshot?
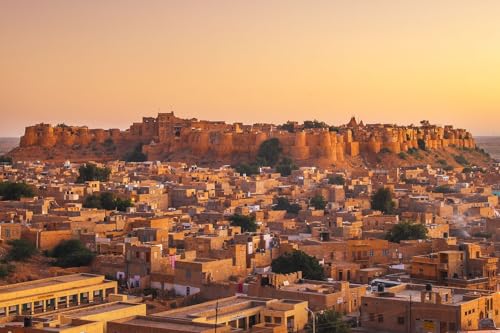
[1,0,499,137]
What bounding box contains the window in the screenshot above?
[369,250,374,257]
[369,313,375,321]
[397,317,405,325]
[378,314,384,322]
[449,323,456,331]
[265,316,272,323]
[275,317,282,324]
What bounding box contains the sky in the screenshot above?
[1,0,500,137]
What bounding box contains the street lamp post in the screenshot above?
[306,307,315,333]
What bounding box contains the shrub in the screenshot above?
[303,120,329,129]
[305,309,351,333]
[0,264,15,278]
[278,122,295,133]
[433,185,457,194]
[380,147,391,154]
[49,239,95,267]
[328,175,345,185]
[235,163,260,176]
[453,154,469,166]
[408,148,418,154]
[328,126,340,132]
[398,152,407,160]
[7,239,37,261]
[124,143,147,162]
[275,157,298,176]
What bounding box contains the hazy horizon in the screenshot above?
[2,1,500,136]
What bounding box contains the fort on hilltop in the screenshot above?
[10,112,476,165]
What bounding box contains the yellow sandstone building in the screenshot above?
[0,274,117,318]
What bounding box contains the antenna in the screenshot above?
[214,300,219,333]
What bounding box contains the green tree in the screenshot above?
[229,214,257,232]
[275,157,298,176]
[278,122,296,133]
[310,194,327,210]
[99,192,117,210]
[257,138,282,167]
[83,194,103,209]
[274,197,301,215]
[0,182,35,201]
[385,221,428,243]
[83,192,132,212]
[303,120,329,129]
[271,250,324,280]
[115,198,133,212]
[49,239,95,267]
[124,143,147,162]
[306,309,350,333]
[0,155,13,164]
[328,175,345,185]
[371,188,395,214]
[76,164,111,183]
[235,163,260,176]
[328,126,340,132]
[7,239,37,261]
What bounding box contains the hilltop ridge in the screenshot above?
[7,113,488,168]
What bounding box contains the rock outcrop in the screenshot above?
[9,113,477,166]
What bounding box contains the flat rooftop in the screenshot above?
[154,296,269,321]
[284,282,332,294]
[112,316,225,332]
[365,285,492,305]
[63,302,140,317]
[0,274,105,295]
